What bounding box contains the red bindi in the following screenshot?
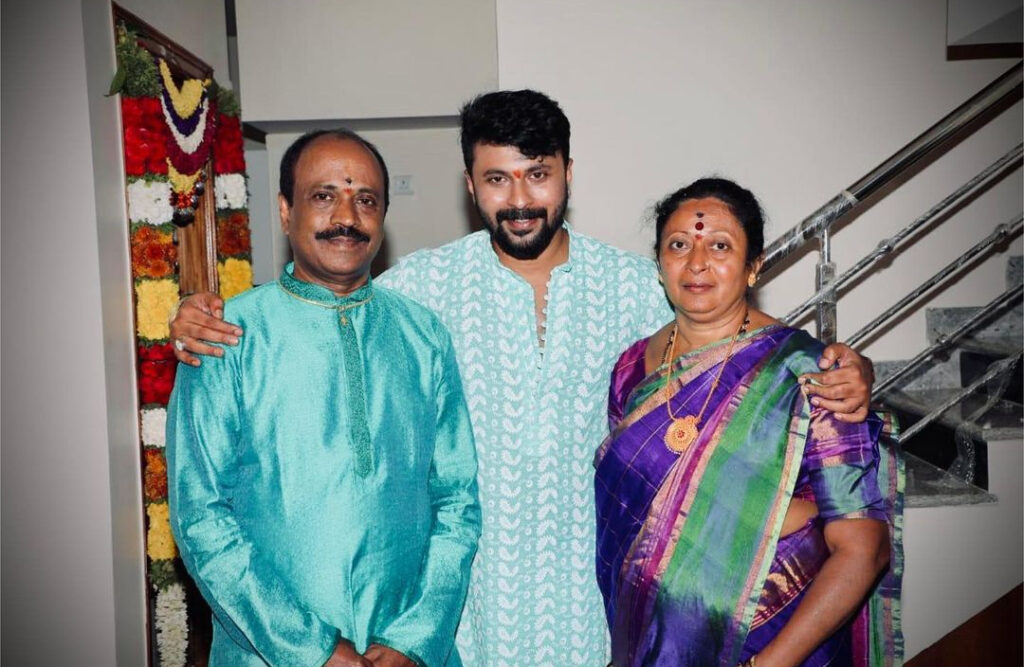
[695,221,705,230]
[695,233,704,241]
[343,187,353,194]
[512,169,522,179]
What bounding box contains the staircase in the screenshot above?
[877,254,1023,508]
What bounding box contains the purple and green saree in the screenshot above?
[595,325,903,667]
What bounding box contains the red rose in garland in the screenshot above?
[139,359,176,405]
[214,113,246,175]
[138,342,176,362]
[122,97,169,176]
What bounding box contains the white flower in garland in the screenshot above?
[127,180,173,225]
[140,408,167,448]
[215,174,248,210]
[161,96,210,156]
[155,583,188,667]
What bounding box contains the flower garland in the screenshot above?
[158,59,215,227]
[114,23,254,666]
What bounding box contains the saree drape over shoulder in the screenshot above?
[595,325,903,667]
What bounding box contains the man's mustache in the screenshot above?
[315,225,370,242]
[496,207,547,223]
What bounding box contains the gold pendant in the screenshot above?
[664,415,699,453]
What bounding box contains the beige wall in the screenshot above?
[495,0,1022,362]
[3,1,237,663]
[234,0,498,122]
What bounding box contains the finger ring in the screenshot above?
[173,338,186,352]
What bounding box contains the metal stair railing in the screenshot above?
[762,62,1022,343]
[758,62,1023,458]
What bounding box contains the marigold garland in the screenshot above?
[158,59,208,118]
[217,211,252,257]
[218,258,253,300]
[136,279,180,341]
[117,28,255,664]
[131,226,177,279]
[146,502,177,561]
[144,449,169,502]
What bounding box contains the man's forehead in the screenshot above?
[297,137,383,184]
[473,143,561,168]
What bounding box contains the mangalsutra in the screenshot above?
[661,312,749,453]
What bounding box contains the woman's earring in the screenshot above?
[658,273,664,284]
[748,274,758,287]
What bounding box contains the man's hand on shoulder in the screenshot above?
[798,342,874,423]
[323,639,373,667]
[169,291,243,366]
[364,644,417,667]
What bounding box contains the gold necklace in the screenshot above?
[661,312,749,453]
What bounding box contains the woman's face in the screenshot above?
[658,197,761,325]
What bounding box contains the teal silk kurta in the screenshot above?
[167,264,481,667]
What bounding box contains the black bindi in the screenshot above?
[696,212,704,218]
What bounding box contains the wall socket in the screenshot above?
[392,174,415,196]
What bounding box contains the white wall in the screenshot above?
[2,1,122,663]
[902,438,1023,656]
[117,0,230,82]
[2,1,237,663]
[261,126,472,278]
[234,0,498,122]
[495,0,1022,362]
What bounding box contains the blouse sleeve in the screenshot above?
[801,407,888,523]
[607,338,649,432]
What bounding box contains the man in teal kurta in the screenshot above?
[168,130,480,667]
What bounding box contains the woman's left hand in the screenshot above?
[798,343,874,423]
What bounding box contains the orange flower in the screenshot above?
[131,226,177,279]
[217,211,252,257]
[144,449,168,501]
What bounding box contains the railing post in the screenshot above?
[815,227,837,344]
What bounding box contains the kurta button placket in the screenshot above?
[335,301,373,477]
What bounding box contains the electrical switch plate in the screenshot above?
[393,174,414,195]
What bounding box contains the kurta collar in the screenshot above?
[278,262,374,309]
[482,222,578,276]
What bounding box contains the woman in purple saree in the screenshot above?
[595,179,902,667]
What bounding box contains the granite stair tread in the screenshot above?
[882,387,1023,440]
[903,451,996,508]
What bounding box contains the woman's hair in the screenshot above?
[653,178,765,264]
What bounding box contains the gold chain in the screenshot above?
[661,311,749,452]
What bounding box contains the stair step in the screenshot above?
[882,387,1023,440]
[903,451,996,508]
[1007,255,1022,290]
[956,335,1021,357]
[875,355,961,392]
[927,303,1023,343]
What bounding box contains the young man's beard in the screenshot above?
[477,192,569,260]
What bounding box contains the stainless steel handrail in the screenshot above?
[781,146,1023,324]
[847,215,1023,347]
[874,283,1024,397]
[762,62,1023,273]
[895,353,1021,443]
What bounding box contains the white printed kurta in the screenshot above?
[379,226,670,666]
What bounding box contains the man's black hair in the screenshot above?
[459,89,570,173]
[279,128,390,212]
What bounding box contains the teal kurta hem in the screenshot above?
[168,263,481,667]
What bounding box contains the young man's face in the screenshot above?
[465,143,573,260]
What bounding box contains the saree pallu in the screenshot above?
[595,326,903,667]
